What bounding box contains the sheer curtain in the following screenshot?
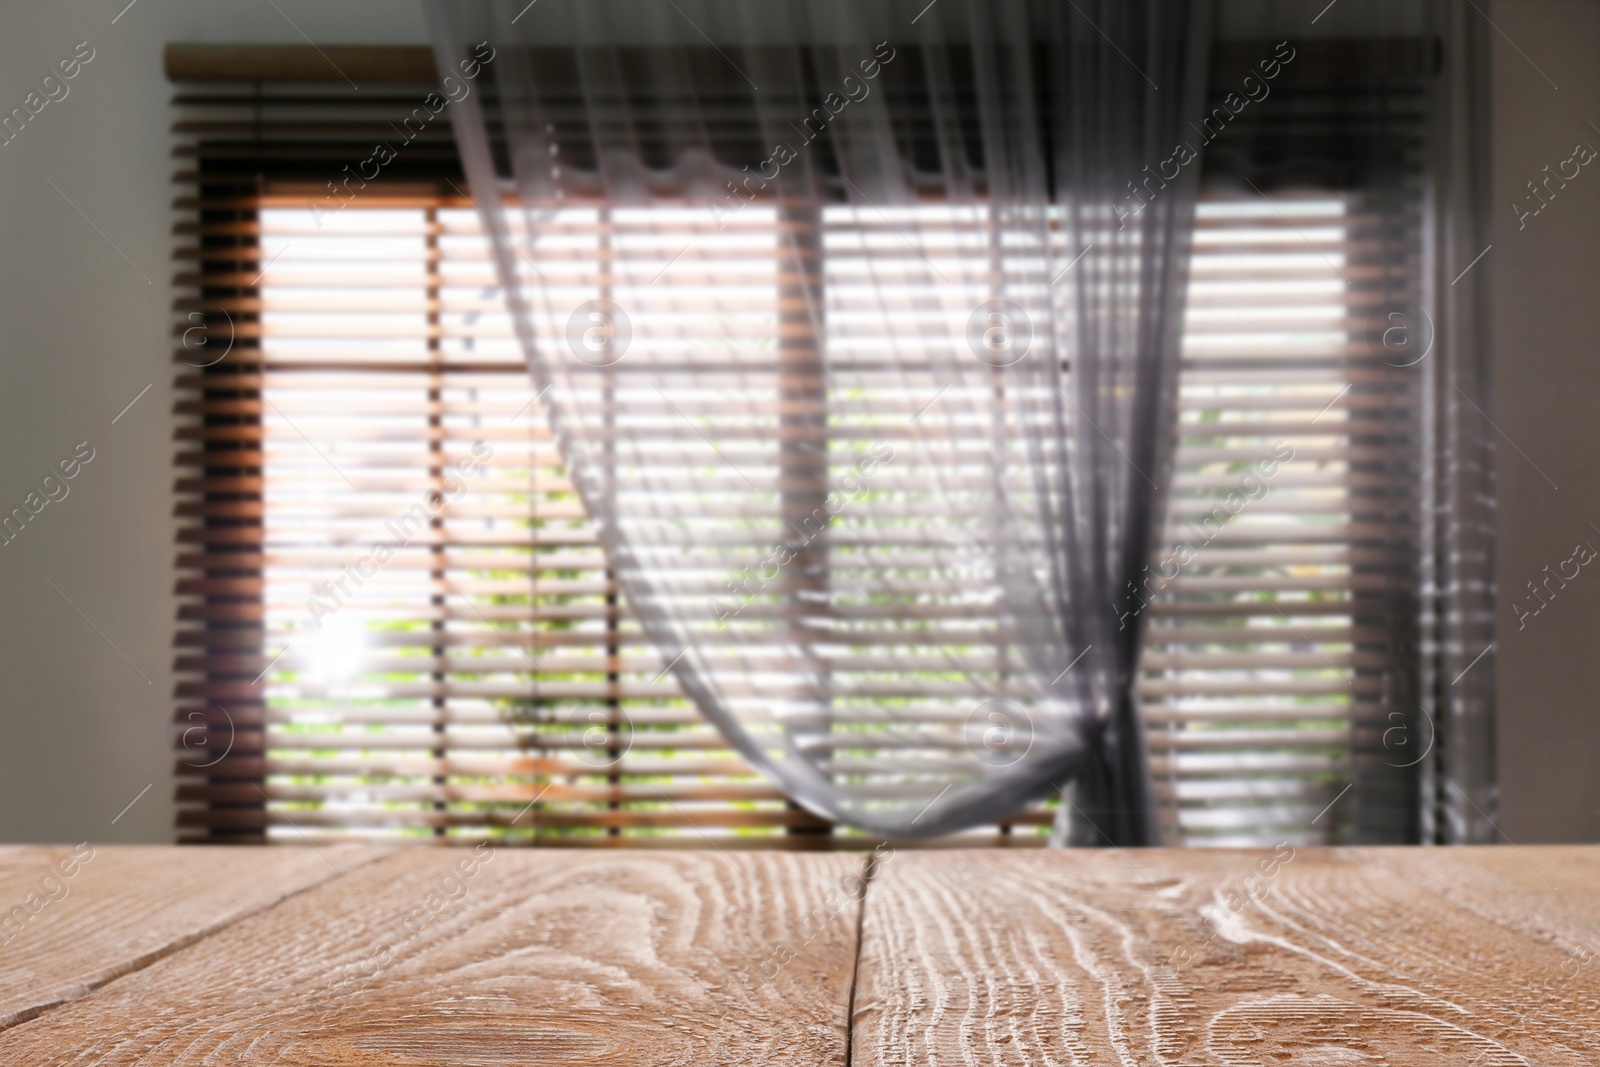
[427,0,1213,842]
[1418,2,1497,843]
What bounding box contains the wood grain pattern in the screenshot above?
[0,847,867,1066]
[5,845,1598,1065]
[853,846,1600,1067]
[0,844,377,1030]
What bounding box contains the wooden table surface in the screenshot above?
[0,844,1596,1065]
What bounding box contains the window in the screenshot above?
[203,197,814,843]
[1147,193,1420,846]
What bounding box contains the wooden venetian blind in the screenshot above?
[166,59,748,843]
[172,44,1425,849]
[1143,42,1429,846]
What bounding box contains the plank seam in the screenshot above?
[0,849,390,1035]
[844,851,879,1067]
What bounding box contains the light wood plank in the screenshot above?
[0,847,866,1065]
[0,844,378,1030]
[853,846,1600,1067]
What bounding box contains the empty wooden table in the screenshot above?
[0,844,1595,1064]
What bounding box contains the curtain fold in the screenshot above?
[1046,2,1216,847]
[427,0,1212,842]
[1418,2,1497,843]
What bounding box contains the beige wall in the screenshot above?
[1489,0,1600,842]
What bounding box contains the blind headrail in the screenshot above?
[164,44,438,84]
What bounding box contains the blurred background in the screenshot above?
[0,0,1595,848]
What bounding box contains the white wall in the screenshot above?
[1488,0,1600,843]
[0,0,429,844]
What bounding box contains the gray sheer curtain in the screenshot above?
[427,0,1212,842]
[1418,3,1496,843]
